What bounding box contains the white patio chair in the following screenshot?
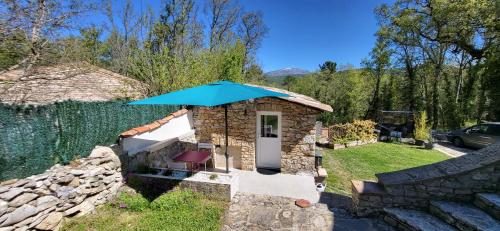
[198,143,213,170]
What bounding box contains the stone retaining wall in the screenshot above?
[352,142,500,217]
[0,146,123,230]
[129,172,238,201]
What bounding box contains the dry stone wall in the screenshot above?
[193,97,320,174]
[352,142,500,217]
[0,146,123,230]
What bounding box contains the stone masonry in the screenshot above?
[0,146,123,230]
[193,97,321,174]
[352,142,500,217]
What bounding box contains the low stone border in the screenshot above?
[129,170,239,201]
[0,146,123,230]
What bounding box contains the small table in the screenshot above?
[174,150,211,171]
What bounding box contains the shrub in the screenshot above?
[330,120,377,145]
[414,111,430,141]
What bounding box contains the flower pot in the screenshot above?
[424,142,434,149]
[415,139,425,146]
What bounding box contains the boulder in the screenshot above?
[68,178,80,188]
[89,146,113,159]
[0,204,37,227]
[36,196,59,212]
[0,200,7,216]
[55,186,77,199]
[34,212,63,230]
[57,174,75,184]
[0,187,9,194]
[0,180,17,187]
[8,194,38,207]
[69,170,85,176]
[0,188,24,201]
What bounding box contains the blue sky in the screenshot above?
[240,0,390,72]
[83,0,391,72]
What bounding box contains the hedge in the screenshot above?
[0,101,177,180]
[329,120,377,145]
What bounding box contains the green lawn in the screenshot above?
[62,189,227,231]
[323,142,449,196]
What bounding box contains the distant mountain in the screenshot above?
[265,67,311,78]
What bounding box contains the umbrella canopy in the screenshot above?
[129,80,289,106]
[128,80,289,173]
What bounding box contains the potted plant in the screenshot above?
[414,111,430,146]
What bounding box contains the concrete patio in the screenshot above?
[237,170,320,202]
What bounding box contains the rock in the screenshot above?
[68,178,80,188]
[0,226,14,231]
[36,196,59,212]
[84,167,104,177]
[0,204,37,227]
[82,185,105,196]
[70,170,85,176]
[0,187,9,194]
[0,200,7,217]
[34,212,62,230]
[56,186,77,199]
[8,194,38,207]
[10,180,28,188]
[89,146,113,159]
[0,188,24,201]
[76,201,95,217]
[57,174,75,184]
[22,181,36,189]
[48,184,59,192]
[295,199,311,208]
[0,180,17,187]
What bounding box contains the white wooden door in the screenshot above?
[256,111,281,169]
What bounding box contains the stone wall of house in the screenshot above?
[0,146,123,230]
[193,97,320,174]
[352,142,500,217]
[126,133,197,171]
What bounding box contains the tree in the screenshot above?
[319,61,337,74]
[245,64,266,83]
[238,11,268,68]
[207,0,240,50]
[0,0,96,73]
[363,35,391,120]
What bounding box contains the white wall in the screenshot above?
[122,110,195,155]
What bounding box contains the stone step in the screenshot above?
[383,208,457,231]
[430,201,500,231]
[474,193,500,220]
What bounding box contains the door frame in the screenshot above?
[255,111,282,169]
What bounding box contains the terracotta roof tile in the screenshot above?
[172,108,188,117]
[158,115,174,125]
[133,126,150,134]
[120,130,138,138]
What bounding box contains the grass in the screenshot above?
[323,142,449,196]
[61,189,227,231]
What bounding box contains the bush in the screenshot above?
[330,120,377,145]
[414,111,430,141]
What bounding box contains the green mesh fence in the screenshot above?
[0,101,178,180]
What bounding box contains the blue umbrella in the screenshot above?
[129,80,289,172]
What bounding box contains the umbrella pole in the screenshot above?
[224,104,229,173]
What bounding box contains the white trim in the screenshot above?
[256,111,282,169]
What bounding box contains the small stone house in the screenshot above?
[121,85,332,174]
[0,63,146,105]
